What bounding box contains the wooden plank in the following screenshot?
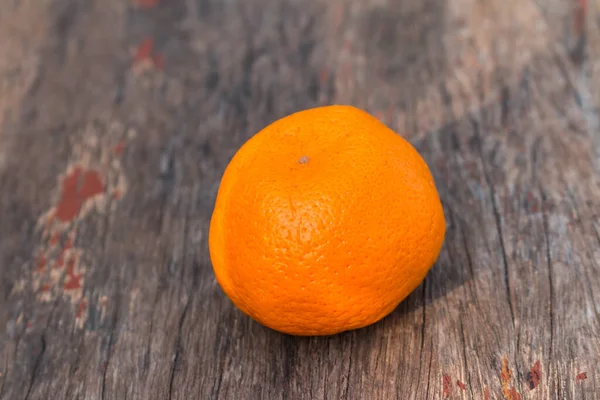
[0,0,599,399]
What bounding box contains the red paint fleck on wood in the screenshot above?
[133,0,160,9]
[527,360,541,390]
[443,375,452,398]
[501,357,522,400]
[54,167,104,222]
[64,257,82,291]
[27,321,33,328]
[64,274,82,290]
[574,0,587,37]
[134,38,154,63]
[40,284,50,293]
[484,387,490,400]
[152,53,165,70]
[76,298,87,319]
[508,383,521,398]
[64,237,73,251]
[56,237,73,268]
[576,372,587,383]
[456,380,466,390]
[133,38,164,70]
[49,232,60,246]
[36,254,47,272]
[56,250,65,268]
[113,141,125,155]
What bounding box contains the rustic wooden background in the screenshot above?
[1,0,599,398]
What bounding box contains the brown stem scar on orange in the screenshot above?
[298,156,309,164]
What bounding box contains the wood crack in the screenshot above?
[143,281,164,376]
[540,189,558,397]
[168,194,197,400]
[459,319,474,400]
[23,334,46,400]
[564,187,600,328]
[470,117,517,329]
[342,333,353,400]
[100,329,115,399]
[210,322,230,400]
[24,300,58,400]
[459,223,478,301]
[65,334,86,398]
[167,296,191,400]
[100,282,122,400]
[412,280,428,398]
[424,341,433,400]
[541,190,555,361]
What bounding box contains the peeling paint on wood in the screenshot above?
[500,357,522,400]
[132,37,164,74]
[28,120,133,326]
[53,167,105,222]
[442,374,452,398]
[574,0,587,37]
[526,360,541,390]
[75,298,87,330]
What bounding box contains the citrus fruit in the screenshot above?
[209,105,445,336]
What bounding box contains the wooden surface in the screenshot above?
[1,0,600,398]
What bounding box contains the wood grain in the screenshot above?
[1,0,599,398]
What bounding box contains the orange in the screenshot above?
[209,105,445,336]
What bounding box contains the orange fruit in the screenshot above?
[209,105,445,336]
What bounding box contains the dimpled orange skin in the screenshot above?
[209,105,445,336]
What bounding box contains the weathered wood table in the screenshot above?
[1,0,599,398]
